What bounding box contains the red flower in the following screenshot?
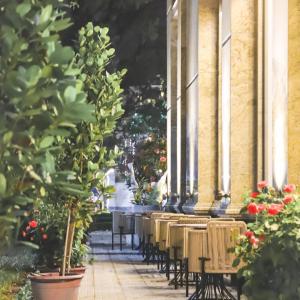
[257,203,266,213]
[259,234,265,242]
[283,184,296,193]
[249,236,260,247]
[40,227,45,232]
[21,231,26,238]
[247,202,259,215]
[244,230,254,239]
[257,180,268,190]
[268,204,284,216]
[42,234,48,240]
[283,195,293,205]
[159,156,167,163]
[250,192,260,198]
[29,220,38,228]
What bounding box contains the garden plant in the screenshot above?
[234,181,300,300]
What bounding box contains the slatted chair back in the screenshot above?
[134,215,143,238]
[112,211,123,234]
[205,221,246,274]
[158,219,178,251]
[167,218,210,259]
[150,213,174,244]
[183,215,211,219]
[119,214,135,234]
[209,217,235,222]
[177,218,210,224]
[187,229,208,273]
[142,217,151,241]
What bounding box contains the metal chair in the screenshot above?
[111,211,123,250]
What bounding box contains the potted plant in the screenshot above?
[28,19,125,299]
[1,0,97,298]
[233,181,300,300]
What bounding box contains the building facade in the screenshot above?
[166,0,300,215]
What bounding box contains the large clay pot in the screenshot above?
[29,272,83,300]
[70,266,86,274]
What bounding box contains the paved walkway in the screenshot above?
[79,255,186,300]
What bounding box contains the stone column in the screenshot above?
[264,0,288,190]
[226,0,258,214]
[288,0,300,185]
[194,0,219,214]
[166,0,178,202]
[176,0,187,209]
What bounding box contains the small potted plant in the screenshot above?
[233,181,300,299]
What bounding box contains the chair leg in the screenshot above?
[112,232,114,250]
[166,249,170,280]
[185,258,189,297]
[131,233,134,250]
[179,259,183,287]
[174,247,178,289]
[119,227,123,251]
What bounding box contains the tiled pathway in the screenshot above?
[79,254,186,300]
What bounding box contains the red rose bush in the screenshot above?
[234,181,300,299]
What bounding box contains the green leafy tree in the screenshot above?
[0,0,95,251]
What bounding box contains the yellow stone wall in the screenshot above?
[288,0,300,185]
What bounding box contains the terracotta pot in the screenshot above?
[43,266,86,274]
[29,272,83,300]
[71,266,86,274]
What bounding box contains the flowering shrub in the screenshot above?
[234,181,300,299]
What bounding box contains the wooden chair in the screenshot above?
[188,221,246,300]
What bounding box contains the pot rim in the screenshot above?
[29,272,83,282]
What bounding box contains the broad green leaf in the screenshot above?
[40,136,54,148]
[270,223,279,231]
[16,3,31,17]
[49,45,74,65]
[0,173,7,196]
[3,131,13,144]
[64,86,77,103]
[39,5,53,24]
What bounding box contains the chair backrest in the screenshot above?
[184,215,211,219]
[206,221,246,274]
[187,229,208,273]
[120,214,135,233]
[135,215,143,238]
[112,211,123,233]
[209,218,235,222]
[158,219,178,251]
[142,217,151,239]
[177,218,210,224]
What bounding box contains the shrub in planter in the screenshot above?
[234,181,300,300]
